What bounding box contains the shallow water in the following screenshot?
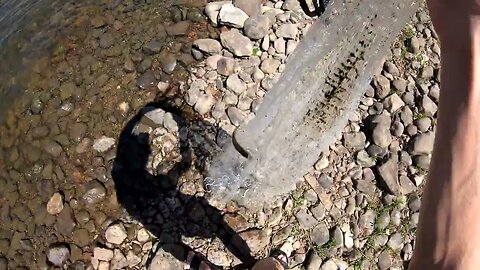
[0,0,211,268]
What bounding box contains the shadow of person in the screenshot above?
[299,0,330,17]
[111,96,255,269]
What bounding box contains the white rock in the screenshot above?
[276,23,298,39]
[111,249,129,270]
[98,261,110,270]
[137,228,150,242]
[218,3,249,28]
[384,93,405,112]
[205,1,231,25]
[220,29,254,57]
[226,74,247,94]
[105,223,128,245]
[157,81,169,92]
[193,39,223,54]
[47,193,64,215]
[93,136,115,152]
[144,108,165,126]
[126,251,142,267]
[94,247,114,261]
[274,37,286,55]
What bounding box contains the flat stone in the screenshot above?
[243,15,270,40]
[72,228,90,247]
[378,250,392,270]
[56,205,76,235]
[159,51,177,74]
[93,136,115,152]
[226,74,247,94]
[221,29,253,57]
[260,58,281,74]
[143,40,163,55]
[343,132,366,150]
[371,115,392,148]
[136,71,157,89]
[82,180,106,205]
[217,56,236,76]
[421,95,438,116]
[105,223,128,245]
[232,229,269,253]
[227,107,247,126]
[378,156,400,195]
[194,93,216,115]
[358,209,376,236]
[47,244,70,266]
[384,93,405,112]
[193,39,222,54]
[218,3,249,28]
[305,252,323,270]
[47,192,64,215]
[234,0,261,16]
[373,75,390,99]
[295,209,317,229]
[410,131,435,155]
[144,108,166,126]
[44,141,63,157]
[276,23,298,39]
[166,21,191,36]
[311,222,329,246]
[111,249,129,269]
[205,1,231,25]
[387,232,404,251]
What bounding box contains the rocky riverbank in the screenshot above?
[0,0,438,269]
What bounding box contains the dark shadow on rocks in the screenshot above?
[111,93,255,269]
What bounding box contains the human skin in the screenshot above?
[409,0,480,269]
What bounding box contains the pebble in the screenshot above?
[378,250,392,270]
[193,39,222,54]
[306,252,323,270]
[234,0,261,16]
[94,247,114,261]
[410,131,435,155]
[378,156,400,195]
[276,23,298,39]
[44,141,63,157]
[105,223,128,245]
[260,58,281,74]
[373,75,391,99]
[343,132,366,150]
[295,209,318,229]
[217,56,236,76]
[243,15,270,40]
[47,192,64,215]
[371,115,392,148]
[111,249,129,269]
[166,21,191,36]
[194,93,216,115]
[387,232,404,251]
[220,29,254,57]
[82,180,106,205]
[321,259,337,270]
[232,229,269,253]
[143,40,163,55]
[227,107,247,126]
[421,95,438,116]
[47,244,70,266]
[218,3,249,28]
[93,136,115,152]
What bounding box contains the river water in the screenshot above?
[0,0,211,268]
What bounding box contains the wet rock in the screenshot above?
[311,222,329,246]
[69,123,87,142]
[410,131,435,155]
[60,81,77,100]
[30,98,44,114]
[220,29,253,57]
[137,57,152,73]
[136,71,157,89]
[47,193,64,215]
[56,204,76,235]
[0,257,6,270]
[243,15,270,40]
[193,39,222,54]
[93,136,115,152]
[260,58,281,74]
[232,229,269,253]
[47,244,70,266]
[94,247,114,261]
[159,51,177,74]
[219,3,249,28]
[217,57,236,76]
[105,223,128,245]
[166,21,191,36]
[276,23,298,39]
[378,156,400,195]
[143,40,163,55]
[82,180,106,205]
[44,141,63,157]
[234,0,261,16]
[99,33,114,48]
